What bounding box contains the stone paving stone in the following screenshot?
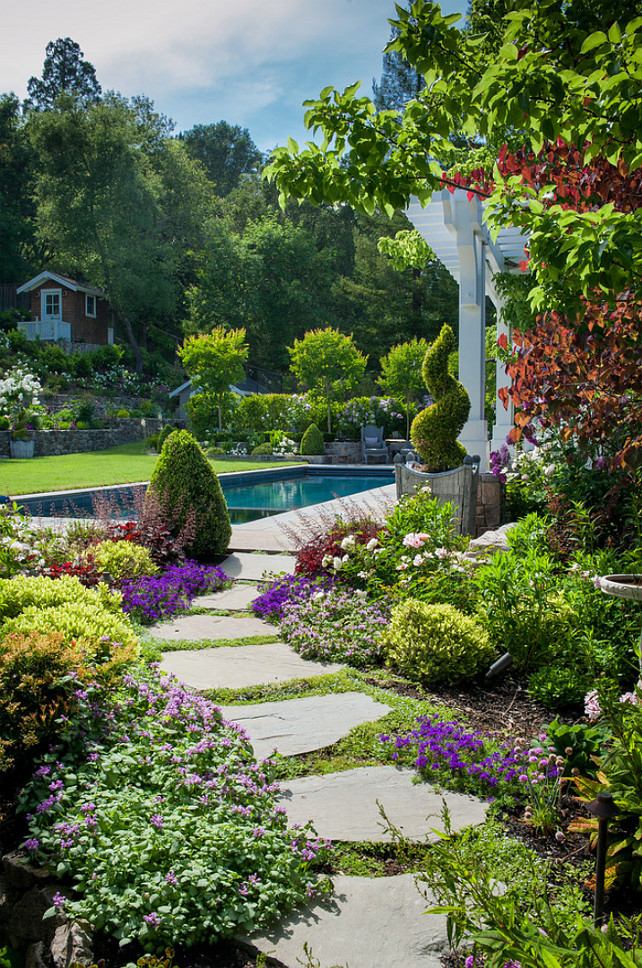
[243,874,447,968]
[277,765,488,842]
[148,613,273,642]
[220,552,296,580]
[160,642,344,691]
[220,692,390,757]
[196,583,260,611]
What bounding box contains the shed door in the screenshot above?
[41,289,62,321]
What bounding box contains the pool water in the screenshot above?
[224,474,390,524]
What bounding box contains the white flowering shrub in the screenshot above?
[0,367,42,425]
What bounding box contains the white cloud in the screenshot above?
[1,0,466,147]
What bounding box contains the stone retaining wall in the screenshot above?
[41,393,162,418]
[0,419,169,458]
[323,441,363,464]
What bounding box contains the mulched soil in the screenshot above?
[0,675,633,968]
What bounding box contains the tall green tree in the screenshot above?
[179,329,249,430]
[379,337,429,437]
[289,327,368,431]
[0,94,40,281]
[179,122,262,196]
[29,93,210,370]
[25,38,101,111]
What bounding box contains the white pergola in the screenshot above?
[407,188,528,472]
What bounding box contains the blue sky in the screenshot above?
[3,0,468,152]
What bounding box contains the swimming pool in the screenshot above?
[15,465,395,523]
[224,472,392,523]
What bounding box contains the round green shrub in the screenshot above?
[116,409,130,418]
[157,425,176,450]
[252,442,273,456]
[381,600,495,687]
[145,429,231,559]
[145,434,160,451]
[2,602,138,650]
[300,423,325,456]
[75,420,90,430]
[410,325,470,472]
[91,540,159,580]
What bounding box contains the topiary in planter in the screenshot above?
[410,325,470,472]
[381,600,495,687]
[146,430,231,560]
[300,423,325,456]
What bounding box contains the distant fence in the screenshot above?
[0,285,30,313]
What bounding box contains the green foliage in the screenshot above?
[21,666,329,947]
[379,338,428,438]
[411,325,470,471]
[157,425,176,450]
[544,717,607,779]
[179,329,249,431]
[289,327,368,432]
[91,539,158,580]
[300,423,325,456]
[2,601,138,649]
[0,573,121,619]
[146,429,231,559]
[0,630,135,773]
[180,121,262,196]
[382,600,495,687]
[25,37,102,111]
[251,442,273,456]
[187,391,235,438]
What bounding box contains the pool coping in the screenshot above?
[11,463,395,517]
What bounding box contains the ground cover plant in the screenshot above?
[18,664,330,948]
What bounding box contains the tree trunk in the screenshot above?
[116,307,144,373]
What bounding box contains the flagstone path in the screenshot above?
[152,542,487,968]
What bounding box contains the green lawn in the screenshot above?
[0,441,303,495]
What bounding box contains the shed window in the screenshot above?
[86,294,97,317]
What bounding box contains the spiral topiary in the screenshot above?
[410,324,470,472]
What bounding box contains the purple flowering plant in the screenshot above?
[21,664,330,946]
[380,714,563,813]
[277,584,390,668]
[120,561,228,624]
[252,573,337,621]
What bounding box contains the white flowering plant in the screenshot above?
[0,367,42,438]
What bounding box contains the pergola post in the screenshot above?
[443,190,488,469]
[486,278,514,455]
[407,189,529,475]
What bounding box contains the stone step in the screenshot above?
[220,692,391,757]
[160,641,344,691]
[277,765,488,842]
[243,873,447,968]
[149,613,274,642]
[220,552,296,581]
[196,583,261,611]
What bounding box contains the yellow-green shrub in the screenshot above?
[0,574,122,620]
[0,630,136,773]
[91,540,158,580]
[382,600,495,687]
[2,602,138,650]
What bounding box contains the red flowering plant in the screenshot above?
[294,516,382,577]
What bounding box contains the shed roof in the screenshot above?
[17,271,106,298]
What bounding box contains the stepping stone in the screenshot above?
[220,552,296,581]
[277,766,487,842]
[160,642,344,691]
[220,693,391,757]
[195,583,260,610]
[148,613,273,642]
[243,873,447,968]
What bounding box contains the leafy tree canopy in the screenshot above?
[179,121,263,196]
[179,328,249,430]
[26,37,102,111]
[288,327,368,430]
[378,337,429,437]
[266,0,642,320]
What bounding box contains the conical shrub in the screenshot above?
[145,430,231,559]
[300,423,325,456]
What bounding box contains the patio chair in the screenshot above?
[360,425,389,464]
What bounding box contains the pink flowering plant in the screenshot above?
[19,665,330,947]
[277,584,390,667]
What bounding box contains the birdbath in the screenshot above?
[600,574,642,679]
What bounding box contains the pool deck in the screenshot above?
[19,466,398,554]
